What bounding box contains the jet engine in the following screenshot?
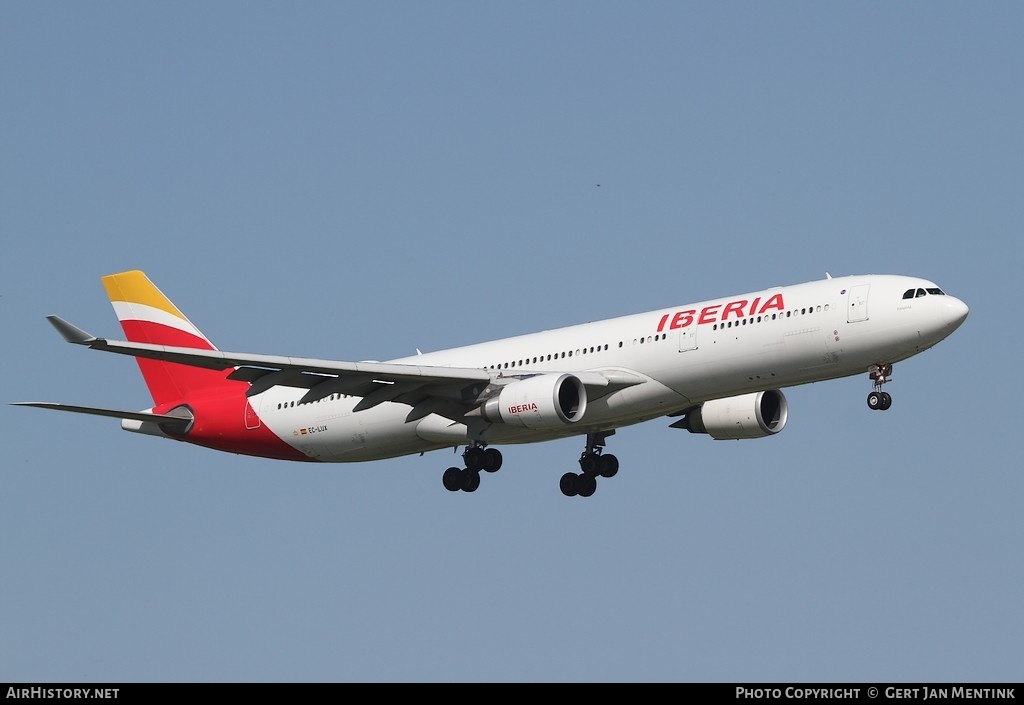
[676,390,788,440]
[480,373,587,429]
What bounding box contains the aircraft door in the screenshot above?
[244,398,261,430]
[848,284,870,323]
[678,324,697,352]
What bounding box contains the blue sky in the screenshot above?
[2,1,1020,683]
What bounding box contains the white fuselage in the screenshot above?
[247,274,968,461]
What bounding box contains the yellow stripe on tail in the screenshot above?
[102,270,186,320]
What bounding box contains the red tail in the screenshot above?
[102,270,237,406]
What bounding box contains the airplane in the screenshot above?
[14,270,968,498]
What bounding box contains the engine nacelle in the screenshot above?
[681,390,788,440]
[481,373,587,430]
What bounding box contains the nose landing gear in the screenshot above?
[867,364,893,411]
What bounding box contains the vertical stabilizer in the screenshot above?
[102,270,232,406]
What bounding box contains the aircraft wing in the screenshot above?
[45,316,644,417]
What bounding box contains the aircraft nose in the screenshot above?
[943,296,969,332]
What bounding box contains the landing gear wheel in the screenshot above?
[461,469,481,493]
[867,391,881,410]
[867,363,894,412]
[482,447,503,472]
[867,390,893,411]
[443,467,463,492]
[579,453,599,474]
[463,446,485,471]
[577,474,597,497]
[560,472,579,497]
[598,454,619,478]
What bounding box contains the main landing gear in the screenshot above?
[559,432,619,499]
[867,363,894,411]
[441,432,621,498]
[442,444,503,493]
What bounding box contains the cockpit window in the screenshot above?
[904,286,948,299]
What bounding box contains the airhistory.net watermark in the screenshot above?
[6,688,118,699]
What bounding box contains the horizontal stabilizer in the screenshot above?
[11,402,192,430]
